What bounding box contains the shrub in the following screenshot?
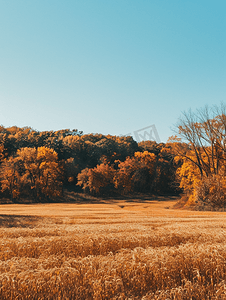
[194,174,226,210]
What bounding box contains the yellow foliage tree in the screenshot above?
[0,147,63,201]
[0,156,24,201]
[114,151,156,194]
[172,104,226,208]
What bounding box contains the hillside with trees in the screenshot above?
[0,126,180,202]
[0,103,226,211]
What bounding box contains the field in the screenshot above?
[1,195,226,299]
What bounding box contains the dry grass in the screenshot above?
[1,196,226,299]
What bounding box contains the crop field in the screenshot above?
[1,195,226,299]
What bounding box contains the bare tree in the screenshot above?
[174,103,226,178]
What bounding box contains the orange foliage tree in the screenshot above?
[0,147,63,201]
[77,162,115,195]
[114,151,156,194]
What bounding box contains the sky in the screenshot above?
[0,1,225,142]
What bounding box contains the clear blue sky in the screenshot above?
[0,1,225,142]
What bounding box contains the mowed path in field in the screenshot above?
[0,195,225,219]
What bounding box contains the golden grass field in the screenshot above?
[1,194,226,299]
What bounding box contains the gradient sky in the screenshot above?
[0,1,225,142]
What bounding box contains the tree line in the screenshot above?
[1,103,225,209]
[0,126,180,202]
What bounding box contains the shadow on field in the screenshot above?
[0,215,42,228]
[0,191,180,206]
[64,191,180,204]
[114,195,180,203]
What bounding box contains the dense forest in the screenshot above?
[0,126,180,201]
[0,104,226,210]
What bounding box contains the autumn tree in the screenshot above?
[77,162,115,195]
[64,157,81,185]
[114,151,156,194]
[138,141,181,194]
[0,147,63,201]
[0,156,25,201]
[61,134,139,189]
[173,104,226,207]
[175,104,226,176]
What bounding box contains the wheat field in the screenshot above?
[1,196,226,299]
